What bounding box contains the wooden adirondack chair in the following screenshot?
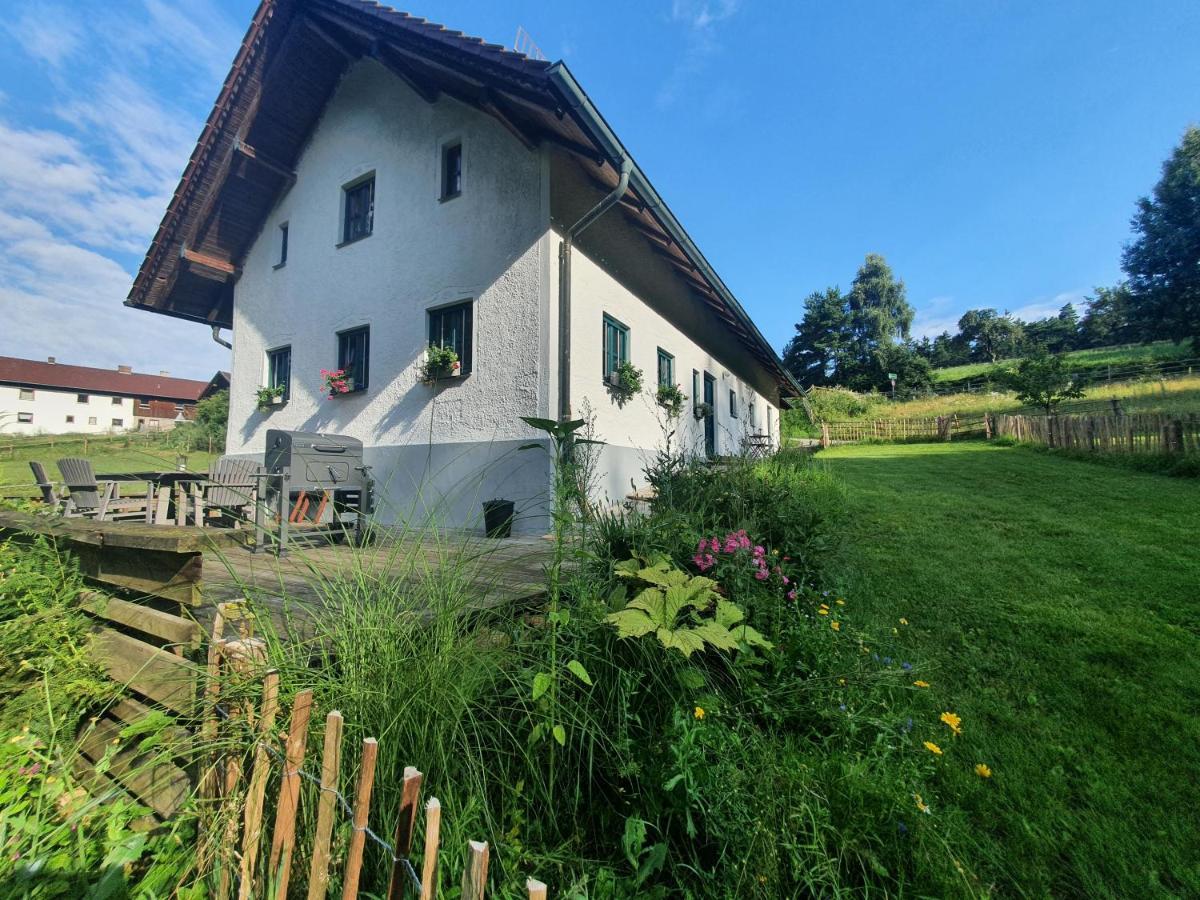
[195,456,263,527]
[56,458,152,522]
[28,461,62,510]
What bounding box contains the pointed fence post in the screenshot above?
[420,798,442,900]
[461,841,489,900]
[269,689,314,899]
[386,766,424,897]
[527,878,547,900]
[306,711,345,900]
[239,671,280,900]
[341,738,380,899]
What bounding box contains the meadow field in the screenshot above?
[930,340,1196,384]
[820,442,1200,896]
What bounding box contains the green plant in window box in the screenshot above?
[419,345,461,385]
[606,361,643,405]
[693,400,713,420]
[254,384,285,411]
[655,383,687,418]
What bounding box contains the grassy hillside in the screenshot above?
[931,340,1194,385]
[821,442,1200,896]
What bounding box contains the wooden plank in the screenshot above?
[527,878,547,900]
[269,689,315,900]
[239,670,281,900]
[92,626,199,715]
[306,710,345,900]
[79,590,200,648]
[74,542,203,606]
[70,756,158,832]
[461,840,489,900]
[76,716,190,819]
[421,798,442,900]
[341,737,380,900]
[107,697,190,749]
[386,766,424,898]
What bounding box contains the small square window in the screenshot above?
[276,222,289,267]
[602,314,629,381]
[17,412,33,424]
[112,396,122,405]
[441,143,462,200]
[337,326,370,392]
[267,345,292,400]
[19,388,33,400]
[729,389,738,418]
[65,415,75,424]
[77,393,89,404]
[87,416,97,426]
[112,418,123,428]
[656,349,674,387]
[342,176,374,243]
[427,301,473,375]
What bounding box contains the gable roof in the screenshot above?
[126,0,800,400]
[0,357,210,401]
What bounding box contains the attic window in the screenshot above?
[341,175,374,244]
[441,143,462,200]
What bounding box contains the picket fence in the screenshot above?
[993,411,1200,456]
[205,604,547,899]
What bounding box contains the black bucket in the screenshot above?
[483,499,515,539]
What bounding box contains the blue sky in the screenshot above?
[1,0,1197,379]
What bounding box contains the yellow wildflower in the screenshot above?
[831,621,841,631]
[818,608,829,616]
[924,741,943,755]
[940,712,962,736]
[899,618,909,625]
[837,678,846,686]
[974,763,992,778]
[892,627,899,635]
[693,706,705,720]
[914,793,930,814]
[836,599,845,606]
[913,680,930,688]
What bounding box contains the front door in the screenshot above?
[703,372,716,458]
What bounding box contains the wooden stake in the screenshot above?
[269,689,314,899]
[341,738,379,900]
[306,711,344,900]
[420,798,442,900]
[385,766,424,898]
[238,671,280,900]
[527,878,547,900]
[461,841,489,900]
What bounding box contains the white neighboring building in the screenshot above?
[0,356,214,437]
[127,0,800,532]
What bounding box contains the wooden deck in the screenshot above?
[201,531,557,635]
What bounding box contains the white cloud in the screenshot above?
[657,0,741,108]
[6,6,84,68]
[0,0,239,378]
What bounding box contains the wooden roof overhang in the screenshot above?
[127,0,801,401]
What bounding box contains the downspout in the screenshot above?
[558,158,632,421]
[211,325,233,350]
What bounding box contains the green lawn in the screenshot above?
[0,435,216,497]
[819,442,1200,896]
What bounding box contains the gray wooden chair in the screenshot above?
[198,456,263,527]
[29,461,62,509]
[56,458,151,522]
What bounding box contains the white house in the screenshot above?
[0,356,214,436]
[127,0,800,532]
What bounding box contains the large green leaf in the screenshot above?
[605,607,657,638]
[713,599,745,628]
[689,621,741,652]
[657,626,707,657]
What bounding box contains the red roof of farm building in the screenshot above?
[0,356,210,401]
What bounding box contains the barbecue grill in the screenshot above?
[258,429,373,554]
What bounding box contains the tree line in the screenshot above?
[783,125,1200,395]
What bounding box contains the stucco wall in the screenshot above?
[0,385,139,435]
[562,241,781,509]
[228,61,553,531]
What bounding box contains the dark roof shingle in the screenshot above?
[0,357,210,401]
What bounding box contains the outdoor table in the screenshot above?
[95,471,209,525]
